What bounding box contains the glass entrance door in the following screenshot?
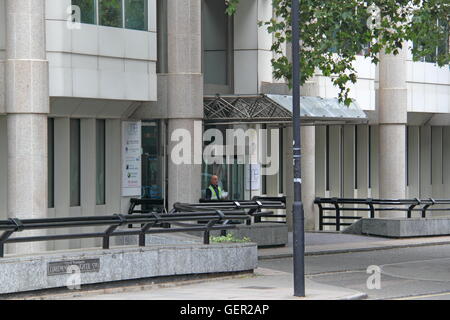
[202,158,245,200]
[141,121,164,200]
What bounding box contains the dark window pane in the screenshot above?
[203,0,232,86]
[278,128,283,194]
[72,0,96,24]
[70,119,81,207]
[141,122,163,200]
[156,0,168,73]
[125,0,148,31]
[99,0,123,28]
[96,120,106,205]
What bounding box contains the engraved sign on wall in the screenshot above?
[47,259,101,276]
[122,121,142,196]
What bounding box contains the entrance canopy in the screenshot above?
[204,94,368,124]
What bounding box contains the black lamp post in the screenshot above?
[291,0,305,297]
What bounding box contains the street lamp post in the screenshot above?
[291,0,305,297]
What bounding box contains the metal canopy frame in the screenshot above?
[204,94,368,125]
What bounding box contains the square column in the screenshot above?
[378,47,408,215]
[5,0,49,254]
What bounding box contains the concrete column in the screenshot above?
[284,125,316,230]
[165,0,203,209]
[5,0,49,254]
[233,0,273,94]
[378,47,407,215]
[301,125,316,230]
[167,118,202,207]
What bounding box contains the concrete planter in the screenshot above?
[0,243,258,295]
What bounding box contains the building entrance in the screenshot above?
[141,121,164,201]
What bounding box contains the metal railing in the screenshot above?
[0,210,251,258]
[314,197,450,231]
[183,196,287,225]
[128,198,166,214]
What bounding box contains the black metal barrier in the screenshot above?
[0,211,251,258]
[128,198,166,228]
[179,196,287,225]
[314,197,450,231]
[128,198,165,214]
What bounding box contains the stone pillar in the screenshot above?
[284,125,316,231]
[301,125,316,230]
[378,47,407,216]
[166,0,203,208]
[301,79,317,230]
[5,0,49,254]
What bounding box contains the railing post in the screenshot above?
[139,213,160,247]
[103,214,126,250]
[408,198,420,219]
[0,219,24,258]
[367,199,375,219]
[423,198,435,218]
[255,201,263,223]
[203,213,222,244]
[332,198,341,231]
[316,202,324,231]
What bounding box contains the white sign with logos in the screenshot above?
[122,121,142,197]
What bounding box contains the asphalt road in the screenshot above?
[259,244,450,300]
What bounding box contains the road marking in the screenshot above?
[396,292,450,300]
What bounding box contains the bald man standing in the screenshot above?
[205,175,225,200]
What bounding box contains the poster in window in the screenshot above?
[122,121,142,197]
[245,164,261,191]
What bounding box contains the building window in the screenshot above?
[125,0,148,31]
[413,19,449,64]
[72,0,149,30]
[202,0,234,93]
[96,120,106,205]
[99,0,123,28]
[48,118,55,209]
[72,0,97,24]
[70,119,81,207]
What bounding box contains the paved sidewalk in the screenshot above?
[259,232,450,259]
[60,268,366,300]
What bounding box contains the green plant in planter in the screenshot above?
[210,233,251,243]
